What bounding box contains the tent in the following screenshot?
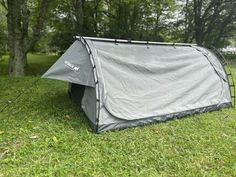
[42,36,235,133]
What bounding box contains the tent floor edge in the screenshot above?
[97,102,231,133]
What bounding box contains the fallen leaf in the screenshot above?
[65,115,70,119]
[29,135,38,139]
[52,136,58,143]
[0,149,9,159]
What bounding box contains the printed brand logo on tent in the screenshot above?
[64,61,80,71]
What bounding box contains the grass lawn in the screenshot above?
[0,54,236,176]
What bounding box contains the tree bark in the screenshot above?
[7,0,25,76]
[72,0,84,35]
[184,0,190,42]
[193,0,204,45]
[5,0,51,76]
[8,41,26,76]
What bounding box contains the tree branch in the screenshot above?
[201,0,216,20]
[213,8,235,45]
[26,0,51,52]
[0,0,8,10]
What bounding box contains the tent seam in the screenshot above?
[80,37,101,133]
[191,46,226,106]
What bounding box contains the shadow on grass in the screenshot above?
[25,64,54,76]
[34,91,92,132]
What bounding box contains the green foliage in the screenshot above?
[49,0,176,51]
[49,32,75,52]
[0,54,236,176]
[174,0,236,47]
[0,5,7,57]
[1,0,234,53]
[48,0,235,51]
[0,23,6,56]
[0,29,5,59]
[224,53,236,60]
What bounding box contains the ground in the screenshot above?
[0,54,236,176]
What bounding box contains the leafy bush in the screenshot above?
[0,48,4,60]
[225,53,236,60]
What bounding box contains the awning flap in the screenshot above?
[42,40,95,87]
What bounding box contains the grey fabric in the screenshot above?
[81,86,97,124]
[42,38,232,133]
[97,102,231,132]
[192,46,227,81]
[88,41,231,123]
[42,41,95,87]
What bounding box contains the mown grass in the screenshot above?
[0,53,58,76]
[0,54,236,176]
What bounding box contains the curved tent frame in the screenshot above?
[208,46,235,107]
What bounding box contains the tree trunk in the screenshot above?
[7,0,25,76]
[93,0,100,36]
[193,0,204,45]
[8,40,26,76]
[5,0,51,76]
[184,0,190,43]
[72,0,84,35]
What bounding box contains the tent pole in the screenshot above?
[80,37,101,132]
[209,46,235,107]
[75,36,197,47]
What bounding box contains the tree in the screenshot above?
[193,0,236,47]
[102,0,174,40]
[0,24,6,58]
[50,0,176,51]
[50,0,105,51]
[0,0,53,76]
[0,5,7,57]
[43,0,236,53]
[175,0,236,47]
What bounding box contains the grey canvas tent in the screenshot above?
[43,36,235,133]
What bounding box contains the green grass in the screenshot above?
[0,53,58,76]
[0,54,236,176]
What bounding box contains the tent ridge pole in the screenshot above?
[75,36,197,46]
